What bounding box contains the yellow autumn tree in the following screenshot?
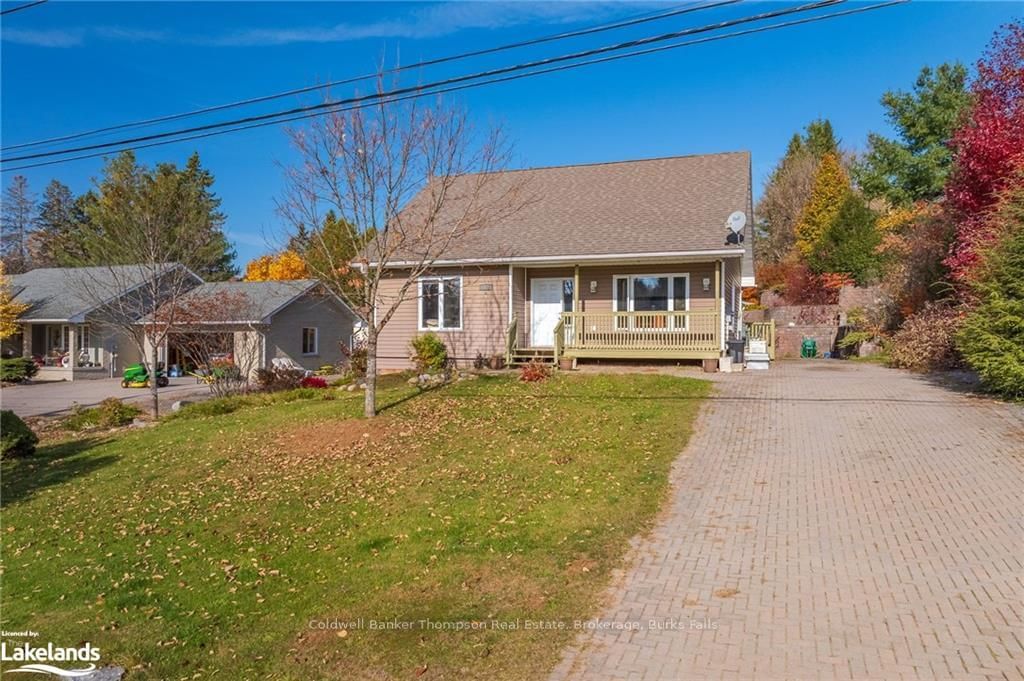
[0,262,29,340]
[243,250,308,281]
[794,152,850,257]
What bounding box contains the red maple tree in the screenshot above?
[945,21,1024,284]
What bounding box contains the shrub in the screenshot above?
[255,366,306,392]
[410,333,448,374]
[341,342,368,379]
[0,357,38,383]
[956,185,1024,398]
[888,303,964,372]
[300,376,328,389]
[518,359,552,382]
[1,410,37,458]
[63,398,141,431]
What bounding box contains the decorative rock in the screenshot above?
[346,384,357,392]
[130,418,155,428]
[358,382,367,390]
[407,376,419,385]
[170,400,191,412]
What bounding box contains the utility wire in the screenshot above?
[1,0,907,173]
[1,0,739,152]
[0,0,47,16]
[1,0,843,164]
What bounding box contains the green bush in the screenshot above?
[410,333,448,373]
[956,189,1024,399]
[1,410,38,458]
[63,398,141,431]
[0,357,38,383]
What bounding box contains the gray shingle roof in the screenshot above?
[168,280,323,322]
[10,264,188,322]
[389,151,753,266]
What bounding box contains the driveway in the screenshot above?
[554,361,1024,680]
[0,377,211,417]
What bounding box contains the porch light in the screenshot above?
[702,277,711,292]
[589,281,598,294]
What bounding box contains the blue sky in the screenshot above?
[2,1,1020,266]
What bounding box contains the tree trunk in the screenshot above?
[150,341,160,418]
[364,327,378,418]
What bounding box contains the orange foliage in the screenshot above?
[244,250,309,281]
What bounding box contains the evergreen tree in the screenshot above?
[756,119,840,264]
[0,176,37,273]
[855,63,972,206]
[794,152,851,257]
[31,180,88,268]
[808,194,882,285]
[956,176,1024,398]
[179,152,237,280]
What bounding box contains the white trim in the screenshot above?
[507,264,513,325]
[417,275,463,331]
[301,326,319,356]
[612,273,691,331]
[719,260,726,352]
[375,249,746,268]
[741,275,756,287]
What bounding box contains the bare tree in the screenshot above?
[277,82,526,417]
[154,289,264,397]
[71,154,212,416]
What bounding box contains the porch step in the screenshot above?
[508,347,556,366]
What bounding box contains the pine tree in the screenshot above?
[855,63,972,206]
[31,180,87,268]
[956,175,1024,398]
[794,152,851,257]
[808,194,882,285]
[0,176,37,273]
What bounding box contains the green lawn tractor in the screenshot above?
[121,363,170,388]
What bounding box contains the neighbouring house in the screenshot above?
[375,152,754,370]
[154,279,358,375]
[2,264,202,380]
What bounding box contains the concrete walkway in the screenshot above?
[0,377,209,417]
[554,361,1024,680]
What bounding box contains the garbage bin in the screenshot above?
[800,338,818,358]
[727,339,745,364]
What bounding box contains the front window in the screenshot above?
[301,327,318,355]
[419,276,462,330]
[613,274,690,330]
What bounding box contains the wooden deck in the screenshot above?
[558,310,721,360]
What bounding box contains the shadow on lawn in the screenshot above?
[1,437,117,507]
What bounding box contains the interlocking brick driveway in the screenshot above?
[554,361,1024,680]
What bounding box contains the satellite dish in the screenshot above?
[726,211,747,233]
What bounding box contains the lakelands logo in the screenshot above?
[1,642,101,677]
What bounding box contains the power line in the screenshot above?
[0,0,47,16]
[1,0,907,173]
[0,0,843,165]
[1,0,740,152]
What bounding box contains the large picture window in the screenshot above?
[612,274,690,329]
[418,276,462,331]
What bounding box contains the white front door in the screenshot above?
[531,278,566,347]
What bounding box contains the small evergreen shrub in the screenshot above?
[0,357,38,383]
[1,410,37,458]
[410,333,448,373]
[888,303,963,372]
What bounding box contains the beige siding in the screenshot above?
[376,266,510,370]
[264,293,356,371]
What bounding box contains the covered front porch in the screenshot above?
[504,258,740,367]
[17,322,116,380]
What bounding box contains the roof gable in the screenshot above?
[388,151,753,264]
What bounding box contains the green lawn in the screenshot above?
[1,373,708,680]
